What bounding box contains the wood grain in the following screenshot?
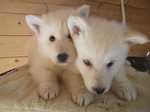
[0,36,30,57]
[0,14,32,35]
[44,0,84,6]
[87,0,150,9]
[129,43,150,57]
[0,57,28,74]
[0,0,47,14]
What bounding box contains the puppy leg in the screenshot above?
[112,68,137,101]
[62,71,95,106]
[30,66,59,100]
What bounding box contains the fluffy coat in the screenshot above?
[25,5,94,106]
[67,16,149,101]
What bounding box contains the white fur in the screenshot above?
[126,33,149,45]
[25,15,42,34]
[67,16,149,101]
[25,5,94,106]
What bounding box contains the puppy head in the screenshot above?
[67,16,149,94]
[25,5,90,65]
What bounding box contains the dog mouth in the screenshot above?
[88,83,111,95]
[90,87,110,95]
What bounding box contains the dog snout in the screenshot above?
[92,87,105,95]
[57,52,69,63]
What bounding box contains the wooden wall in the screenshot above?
[0,0,150,73]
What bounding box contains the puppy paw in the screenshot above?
[38,82,59,100]
[71,89,95,106]
[114,82,137,101]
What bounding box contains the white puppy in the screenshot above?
[25,5,94,106]
[67,16,149,101]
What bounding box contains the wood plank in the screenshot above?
[47,4,70,12]
[11,0,150,10]
[126,7,150,24]
[47,4,99,16]
[0,13,31,35]
[0,2,148,36]
[0,36,30,57]
[129,43,150,57]
[0,0,47,14]
[98,3,122,21]
[44,0,84,6]
[88,0,150,9]
[129,24,150,37]
[96,3,150,24]
[11,0,45,4]
[0,57,28,73]
[127,0,150,9]
[83,0,101,15]
[95,0,120,5]
[91,3,150,37]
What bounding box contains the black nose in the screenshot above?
[57,52,68,63]
[92,87,105,95]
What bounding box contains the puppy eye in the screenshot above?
[67,34,72,40]
[83,59,92,67]
[49,35,55,42]
[106,61,114,68]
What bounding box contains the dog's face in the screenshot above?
[68,16,149,94]
[25,5,90,65]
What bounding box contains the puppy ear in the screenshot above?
[76,5,90,18]
[25,15,43,34]
[67,16,87,36]
[125,32,149,46]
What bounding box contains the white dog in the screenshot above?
[67,16,149,101]
[25,5,95,106]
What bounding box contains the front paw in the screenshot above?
[38,82,59,100]
[71,89,95,106]
[113,82,137,101]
